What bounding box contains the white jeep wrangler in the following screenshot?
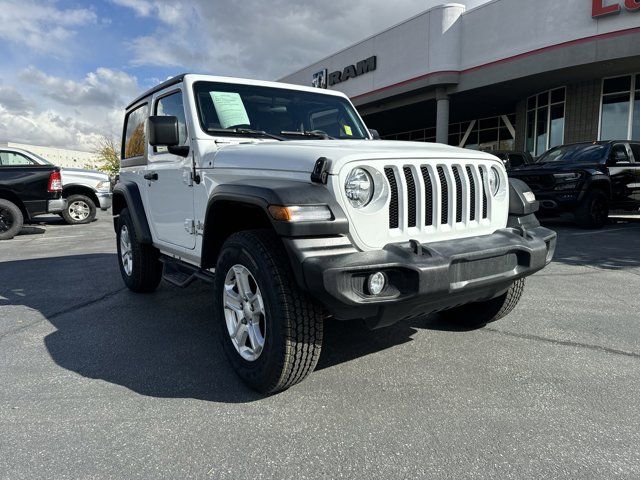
[113,74,556,393]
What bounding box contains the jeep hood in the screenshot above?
[211,140,499,174]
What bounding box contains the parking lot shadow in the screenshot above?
[544,219,640,270]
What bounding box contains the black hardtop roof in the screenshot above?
[126,73,187,110]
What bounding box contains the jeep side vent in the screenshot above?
[420,166,433,226]
[385,167,399,229]
[452,166,463,223]
[466,166,477,222]
[403,166,417,228]
[437,166,449,225]
[479,167,488,219]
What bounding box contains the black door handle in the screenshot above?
[144,172,158,181]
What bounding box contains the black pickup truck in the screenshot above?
[0,150,66,240]
[509,141,640,228]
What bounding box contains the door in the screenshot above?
[145,90,196,249]
[608,143,638,211]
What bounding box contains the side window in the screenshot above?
[630,144,640,163]
[154,91,188,153]
[0,151,36,166]
[123,104,149,159]
[611,144,630,163]
[508,154,526,168]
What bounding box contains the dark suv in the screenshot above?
[509,141,640,228]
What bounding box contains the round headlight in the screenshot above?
[488,167,501,196]
[345,168,373,208]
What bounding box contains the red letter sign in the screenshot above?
[592,0,621,17]
[625,0,640,11]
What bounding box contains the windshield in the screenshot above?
[536,144,607,164]
[193,81,369,140]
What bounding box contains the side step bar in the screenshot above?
[160,256,215,288]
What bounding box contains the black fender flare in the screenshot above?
[201,179,349,273]
[112,181,152,244]
[205,179,349,238]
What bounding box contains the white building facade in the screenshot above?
[281,0,640,155]
[0,142,101,169]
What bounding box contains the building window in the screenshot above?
[600,74,639,141]
[525,87,565,156]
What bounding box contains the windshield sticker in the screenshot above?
[344,125,353,136]
[210,92,250,129]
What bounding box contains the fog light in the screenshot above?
[367,272,387,296]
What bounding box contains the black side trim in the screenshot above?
[112,181,152,244]
[206,179,349,237]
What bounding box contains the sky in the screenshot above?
[0,0,486,152]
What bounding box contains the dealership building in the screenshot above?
[281,0,640,156]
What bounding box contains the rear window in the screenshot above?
[123,103,149,159]
[0,151,36,166]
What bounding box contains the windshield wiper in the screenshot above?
[280,130,335,140]
[207,127,285,141]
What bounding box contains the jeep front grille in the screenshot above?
[384,163,490,231]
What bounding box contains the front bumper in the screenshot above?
[47,198,67,214]
[97,192,112,210]
[286,226,556,328]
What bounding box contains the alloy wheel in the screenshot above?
[69,200,91,221]
[223,264,266,361]
[120,225,133,276]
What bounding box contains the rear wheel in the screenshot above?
[575,190,608,229]
[116,208,162,292]
[440,279,526,328]
[213,230,323,394]
[61,194,96,224]
[0,199,23,240]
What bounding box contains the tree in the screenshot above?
[95,135,120,178]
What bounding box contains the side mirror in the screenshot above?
[148,116,179,147]
[147,116,190,157]
[369,129,381,140]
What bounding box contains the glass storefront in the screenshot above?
[600,74,639,141]
[525,87,565,156]
[382,114,515,151]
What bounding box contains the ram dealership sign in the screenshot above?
[592,0,640,17]
[312,56,377,89]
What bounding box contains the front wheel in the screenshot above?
[0,199,24,240]
[575,190,608,229]
[116,208,162,293]
[213,230,324,394]
[440,279,526,328]
[61,194,97,224]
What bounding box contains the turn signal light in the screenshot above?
[268,205,332,223]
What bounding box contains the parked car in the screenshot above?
[509,141,640,228]
[1,147,112,224]
[491,150,534,170]
[112,74,556,394]
[0,149,66,240]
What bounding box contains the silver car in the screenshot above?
[2,147,112,224]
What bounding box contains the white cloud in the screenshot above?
[117,0,487,80]
[0,68,141,151]
[0,0,97,54]
[20,67,140,108]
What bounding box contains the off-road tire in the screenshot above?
[575,190,608,229]
[0,199,23,240]
[440,278,526,328]
[61,194,97,225]
[214,229,324,394]
[116,208,162,293]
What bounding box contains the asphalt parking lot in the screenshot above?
[1,211,639,479]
